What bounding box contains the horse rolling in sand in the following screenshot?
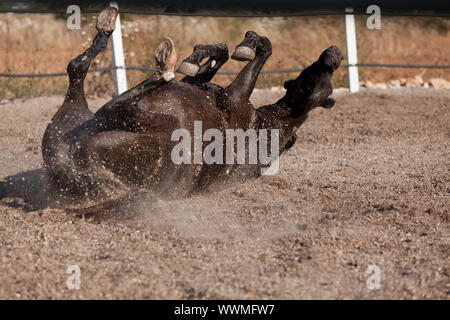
[42,7,343,211]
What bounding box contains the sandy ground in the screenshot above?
[0,88,448,299]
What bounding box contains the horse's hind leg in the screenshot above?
[95,37,177,124]
[179,43,229,84]
[44,7,117,140]
[42,7,118,187]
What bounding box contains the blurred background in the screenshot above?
[0,1,449,99]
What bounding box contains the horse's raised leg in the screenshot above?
[94,37,177,125]
[48,7,117,132]
[42,7,118,196]
[220,31,272,128]
[42,7,117,166]
[179,43,229,84]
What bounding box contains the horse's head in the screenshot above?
[283,46,343,115]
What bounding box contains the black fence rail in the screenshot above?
[1,63,450,78]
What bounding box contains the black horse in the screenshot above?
[41,7,343,209]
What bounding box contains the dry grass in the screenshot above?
[0,14,449,99]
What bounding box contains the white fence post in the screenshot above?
[109,1,127,95]
[344,7,359,93]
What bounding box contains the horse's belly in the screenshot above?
[137,80,226,131]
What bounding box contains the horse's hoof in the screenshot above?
[96,7,118,35]
[231,46,256,61]
[231,31,259,61]
[177,61,200,77]
[177,44,205,77]
[155,37,177,81]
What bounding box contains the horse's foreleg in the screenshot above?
[220,31,272,128]
[180,43,229,84]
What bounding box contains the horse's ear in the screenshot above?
[284,79,295,90]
